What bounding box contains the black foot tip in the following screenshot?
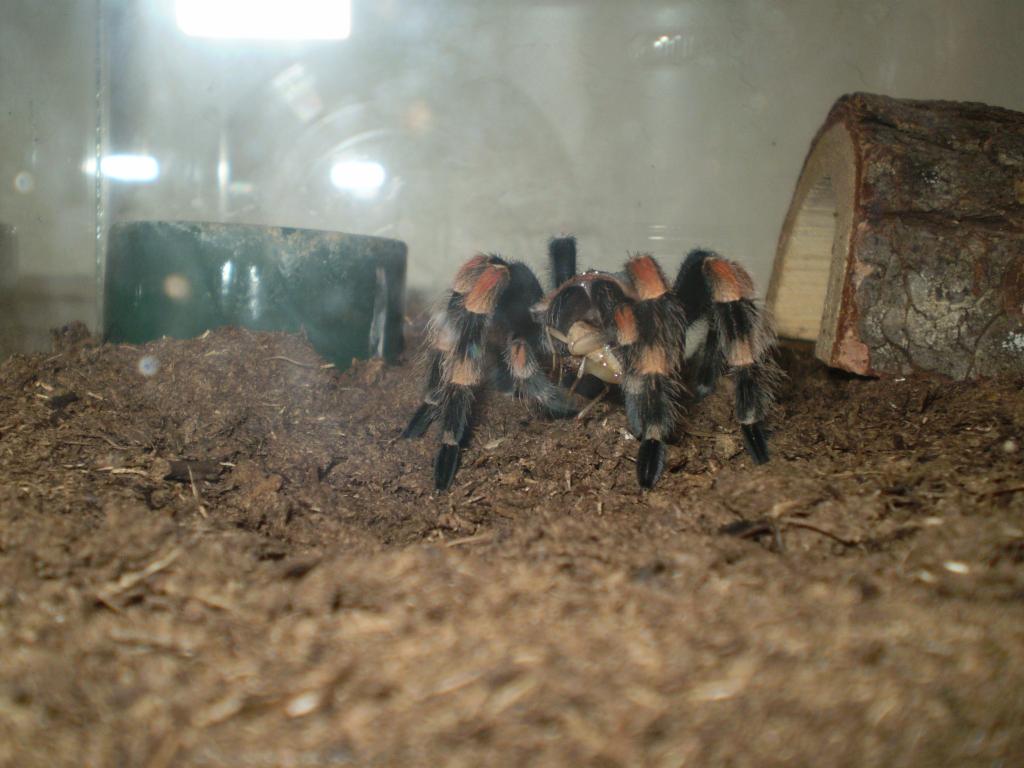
[402,403,434,439]
[637,439,666,489]
[741,423,770,465]
[433,444,461,491]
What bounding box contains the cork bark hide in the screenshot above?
[767,93,1024,379]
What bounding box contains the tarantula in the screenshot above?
[403,237,778,490]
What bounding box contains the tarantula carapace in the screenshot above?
[403,237,778,491]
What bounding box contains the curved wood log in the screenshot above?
[767,92,1024,379]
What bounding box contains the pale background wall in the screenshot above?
[2,0,1023,351]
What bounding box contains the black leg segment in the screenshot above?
[548,236,578,289]
[402,403,435,439]
[741,423,769,465]
[637,438,667,489]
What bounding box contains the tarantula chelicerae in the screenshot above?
[403,237,779,490]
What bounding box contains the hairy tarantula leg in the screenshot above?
[401,403,434,438]
[492,258,577,418]
[403,403,435,439]
[615,255,686,489]
[676,249,778,465]
[435,385,472,490]
[505,337,576,417]
[719,298,774,465]
[548,235,578,289]
[402,350,443,438]
[674,249,721,399]
[423,256,511,490]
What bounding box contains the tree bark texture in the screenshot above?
[768,92,1024,379]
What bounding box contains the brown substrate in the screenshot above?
[1,326,1022,767]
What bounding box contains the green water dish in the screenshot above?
[103,221,407,369]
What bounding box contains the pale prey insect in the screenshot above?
[403,237,779,490]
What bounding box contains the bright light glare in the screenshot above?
[176,0,351,40]
[330,160,386,197]
[82,154,160,183]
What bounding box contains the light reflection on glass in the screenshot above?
[163,273,191,301]
[137,355,160,377]
[82,154,160,183]
[653,34,683,50]
[330,160,387,198]
[175,0,352,41]
[272,64,323,123]
[221,261,234,299]
[248,264,261,319]
[13,171,34,194]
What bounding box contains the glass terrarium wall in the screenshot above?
[2,0,1023,355]
[0,1,99,355]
